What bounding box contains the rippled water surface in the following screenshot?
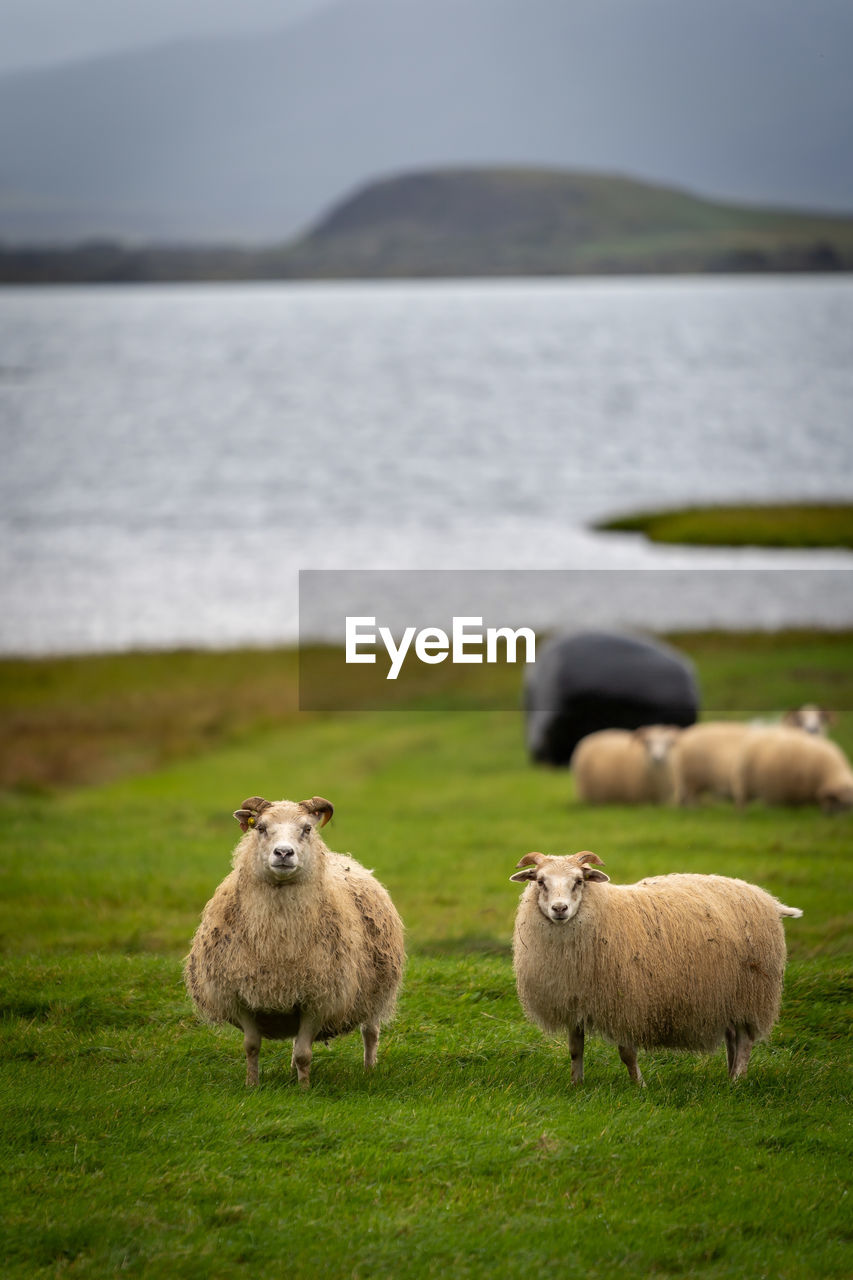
[1,276,852,652]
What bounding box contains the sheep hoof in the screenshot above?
[245,1052,260,1088]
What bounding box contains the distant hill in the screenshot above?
[280,168,853,277]
[1,0,853,245]
[3,168,851,283]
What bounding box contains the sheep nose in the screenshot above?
[274,844,296,860]
[551,902,569,917]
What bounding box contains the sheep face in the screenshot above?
[232,795,334,886]
[510,852,609,923]
[783,704,832,735]
[635,725,681,765]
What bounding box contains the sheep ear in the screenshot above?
[576,851,608,882]
[511,852,544,883]
[299,796,334,828]
[234,796,272,832]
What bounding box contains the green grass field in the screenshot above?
[1,635,851,1278]
[596,504,853,550]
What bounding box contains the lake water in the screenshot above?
[1,276,852,655]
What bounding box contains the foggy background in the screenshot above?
[2,1,852,656]
[1,0,852,243]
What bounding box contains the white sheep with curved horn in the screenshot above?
[185,794,405,1087]
[511,850,801,1084]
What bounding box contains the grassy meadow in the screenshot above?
[1,632,852,1278]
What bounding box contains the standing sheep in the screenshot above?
[185,795,405,1087]
[510,850,801,1083]
[734,727,853,813]
[570,726,681,804]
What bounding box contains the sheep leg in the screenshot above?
[569,1024,584,1085]
[731,778,747,812]
[241,1017,262,1087]
[725,1026,737,1076]
[673,776,692,806]
[361,1022,380,1071]
[728,1026,754,1081]
[291,1016,317,1088]
[618,1043,645,1086]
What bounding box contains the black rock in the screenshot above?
[525,631,700,765]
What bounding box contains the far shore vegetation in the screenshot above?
[596,502,853,550]
[3,168,853,284]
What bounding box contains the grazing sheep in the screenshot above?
[676,708,840,804]
[781,704,834,736]
[510,851,801,1084]
[185,795,405,1087]
[672,721,755,804]
[570,726,681,804]
[734,727,853,813]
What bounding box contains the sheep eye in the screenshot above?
[256,823,267,836]
[302,824,311,838]
[536,877,546,887]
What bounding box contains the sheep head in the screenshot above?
[634,725,681,764]
[233,795,334,885]
[783,704,833,735]
[819,782,853,814]
[510,850,609,924]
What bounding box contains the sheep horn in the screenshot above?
[299,796,334,828]
[575,851,605,867]
[516,852,547,869]
[233,796,272,832]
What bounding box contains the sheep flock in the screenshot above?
[185,700,843,1088]
[569,705,853,813]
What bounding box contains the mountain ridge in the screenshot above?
[3,167,852,283]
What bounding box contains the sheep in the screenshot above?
[675,708,840,804]
[672,721,755,804]
[510,850,801,1084]
[570,725,681,804]
[781,704,834,736]
[185,794,405,1087]
[734,727,853,813]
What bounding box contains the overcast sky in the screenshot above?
[1,0,851,239]
[0,0,335,73]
